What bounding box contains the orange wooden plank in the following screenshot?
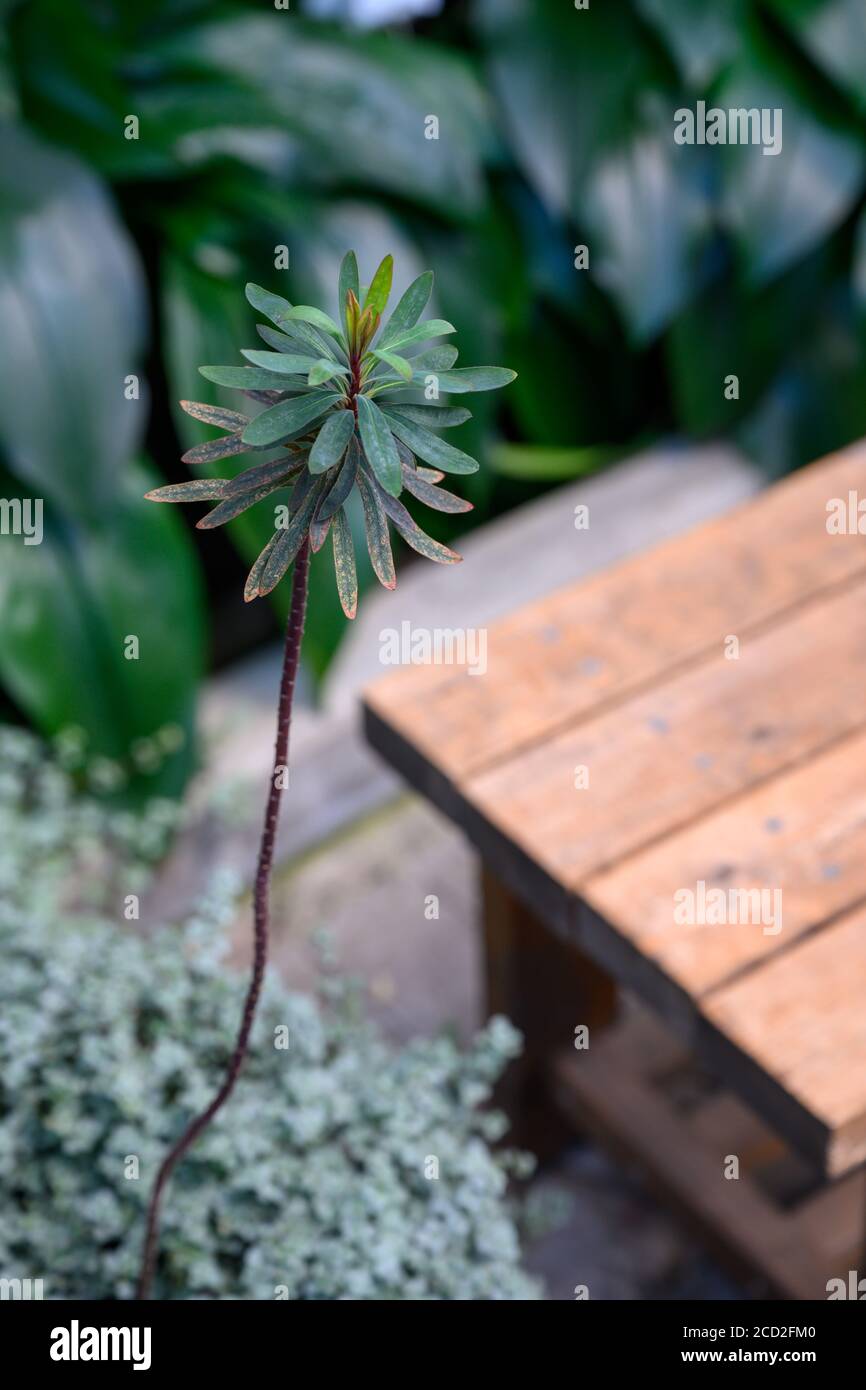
[365,440,866,783]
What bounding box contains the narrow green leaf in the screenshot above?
[309,409,355,473]
[339,251,360,339]
[357,467,396,589]
[309,504,333,554]
[285,304,344,340]
[259,477,327,595]
[246,282,293,326]
[331,506,358,619]
[356,394,402,496]
[308,359,349,387]
[363,255,393,317]
[199,364,292,391]
[409,345,459,371]
[244,532,280,604]
[401,464,473,514]
[196,478,290,529]
[145,478,230,503]
[383,412,479,474]
[387,403,472,429]
[179,400,249,431]
[181,433,249,467]
[424,367,517,393]
[372,348,412,381]
[379,270,433,349]
[256,325,299,353]
[241,349,323,375]
[318,435,360,519]
[371,478,462,565]
[224,454,305,498]
[242,392,342,448]
[381,319,455,353]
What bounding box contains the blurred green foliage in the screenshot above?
[2,0,866,798]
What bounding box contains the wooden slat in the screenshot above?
[464,577,866,900]
[701,908,866,1177]
[365,441,866,783]
[583,724,866,997]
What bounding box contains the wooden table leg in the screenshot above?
[481,864,617,1159]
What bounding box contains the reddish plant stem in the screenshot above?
[136,541,311,1301]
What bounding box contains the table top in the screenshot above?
[364,441,866,1178]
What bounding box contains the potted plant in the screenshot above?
[139,253,515,1297]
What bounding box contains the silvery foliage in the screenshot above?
[0,728,540,1300]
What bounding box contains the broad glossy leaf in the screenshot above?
[242,391,341,448]
[387,403,472,429]
[380,319,455,352]
[260,476,327,594]
[179,400,249,431]
[356,394,402,496]
[318,435,361,519]
[383,412,479,474]
[309,409,355,473]
[379,270,434,349]
[401,464,473,514]
[363,254,393,316]
[372,480,461,564]
[181,433,249,467]
[145,478,231,502]
[331,507,358,619]
[339,251,360,338]
[356,467,396,589]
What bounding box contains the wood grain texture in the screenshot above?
[365,440,866,782]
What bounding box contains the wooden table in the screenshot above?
[364,441,866,1300]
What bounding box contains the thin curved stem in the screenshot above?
[136,541,311,1300]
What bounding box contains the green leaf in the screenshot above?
[242,392,341,448]
[356,467,396,589]
[309,502,334,554]
[308,359,349,387]
[244,532,280,604]
[199,364,292,391]
[241,349,325,375]
[380,319,455,352]
[224,454,306,498]
[339,251,360,338]
[197,477,291,529]
[363,254,393,317]
[401,464,473,514]
[256,325,300,353]
[246,281,292,319]
[371,478,461,565]
[331,506,358,619]
[383,412,479,475]
[181,433,249,467]
[423,367,516,393]
[372,348,412,381]
[386,403,472,429]
[309,409,355,473]
[356,394,402,496]
[285,304,344,339]
[318,435,360,519]
[145,478,231,503]
[410,345,459,371]
[379,270,434,349]
[259,477,327,595]
[179,401,249,431]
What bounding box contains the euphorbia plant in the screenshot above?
[138,252,515,1298]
